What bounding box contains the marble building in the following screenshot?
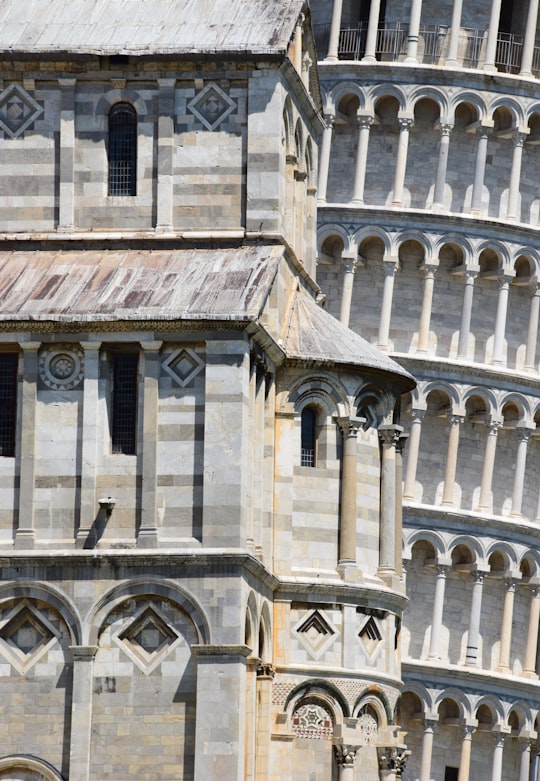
[312,0,540,779]
[0,2,416,781]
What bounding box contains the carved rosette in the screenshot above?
[38,344,84,390]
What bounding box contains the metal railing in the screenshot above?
[314,21,539,78]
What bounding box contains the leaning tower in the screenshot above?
[312,1,540,779]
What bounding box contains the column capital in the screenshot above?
[338,416,365,437]
[324,112,336,128]
[512,129,529,147]
[383,258,399,276]
[333,743,359,767]
[448,413,464,426]
[423,715,439,730]
[487,419,503,435]
[69,645,98,661]
[439,122,454,136]
[420,261,438,278]
[411,407,426,423]
[377,745,411,774]
[343,257,360,275]
[357,113,374,129]
[497,272,515,288]
[461,722,477,739]
[476,123,494,139]
[472,569,486,584]
[398,117,414,131]
[515,425,533,442]
[256,662,276,679]
[395,431,409,456]
[379,424,404,446]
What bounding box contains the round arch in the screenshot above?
[0,581,82,646]
[87,576,211,646]
[0,756,64,781]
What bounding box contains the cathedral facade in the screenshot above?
[313,0,540,779]
[0,2,415,781]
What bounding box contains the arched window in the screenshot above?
[301,406,317,466]
[108,103,137,196]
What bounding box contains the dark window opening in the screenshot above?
[301,406,317,466]
[112,353,138,454]
[108,102,137,196]
[445,767,459,781]
[0,354,17,457]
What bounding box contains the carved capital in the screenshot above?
[383,260,399,278]
[334,744,359,767]
[439,123,454,137]
[398,117,413,131]
[377,746,411,775]
[338,416,364,437]
[378,424,404,447]
[357,114,374,130]
[256,663,276,679]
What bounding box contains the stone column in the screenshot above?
[457,725,476,781]
[69,645,98,781]
[492,273,513,365]
[432,123,453,210]
[496,578,517,672]
[471,126,492,213]
[58,78,76,232]
[293,16,303,73]
[506,131,528,221]
[391,118,413,207]
[446,0,464,67]
[254,663,275,781]
[428,565,448,659]
[334,744,358,781]
[76,343,101,546]
[395,433,408,575]
[416,262,437,353]
[457,269,478,359]
[465,570,485,665]
[476,421,501,513]
[337,417,363,568]
[520,0,540,77]
[351,115,374,204]
[362,0,381,62]
[138,342,162,547]
[490,733,505,781]
[484,0,504,73]
[511,427,532,516]
[525,284,540,371]
[15,342,40,549]
[405,0,424,62]
[378,425,403,578]
[403,409,425,500]
[156,79,175,233]
[377,259,399,350]
[442,415,463,506]
[518,739,532,781]
[326,0,344,61]
[523,585,540,677]
[317,114,335,204]
[340,258,359,327]
[193,645,250,781]
[419,718,438,781]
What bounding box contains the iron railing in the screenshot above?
[314,22,538,77]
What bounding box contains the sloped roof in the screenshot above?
[0,245,414,385]
[0,246,283,322]
[282,287,415,387]
[0,0,305,56]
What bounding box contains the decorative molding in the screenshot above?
[187,82,236,131]
[0,83,43,139]
[38,344,84,390]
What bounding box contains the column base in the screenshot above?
[377,568,401,590]
[155,224,174,235]
[14,529,35,549]
[57,223,75,234]
[361,55,377,64]
[483,63,498,73]
[445,58,459,68]
[337,561,362,582]
[521,670,539,679]
[494,664,511,674]
[137,528,159,548]
[324,55,339,63]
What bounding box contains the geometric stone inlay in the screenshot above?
[357,709,379,746]
[187,82,236,131]
[162,347,204,387]
[39,344,84,390]
[0,600,59,674]
[292,701,334,740]
[115,603,182,675]
[0,83,43,139]
[358,616,382,657]
[294,609,338,660]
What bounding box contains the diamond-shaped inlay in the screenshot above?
[0,84,43,139]
[163,347,204,387]
[358,616,383,657]
[115,603,182,674]
[187,83,236,131]
[0,600,59,674]
[294,609,338,660]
